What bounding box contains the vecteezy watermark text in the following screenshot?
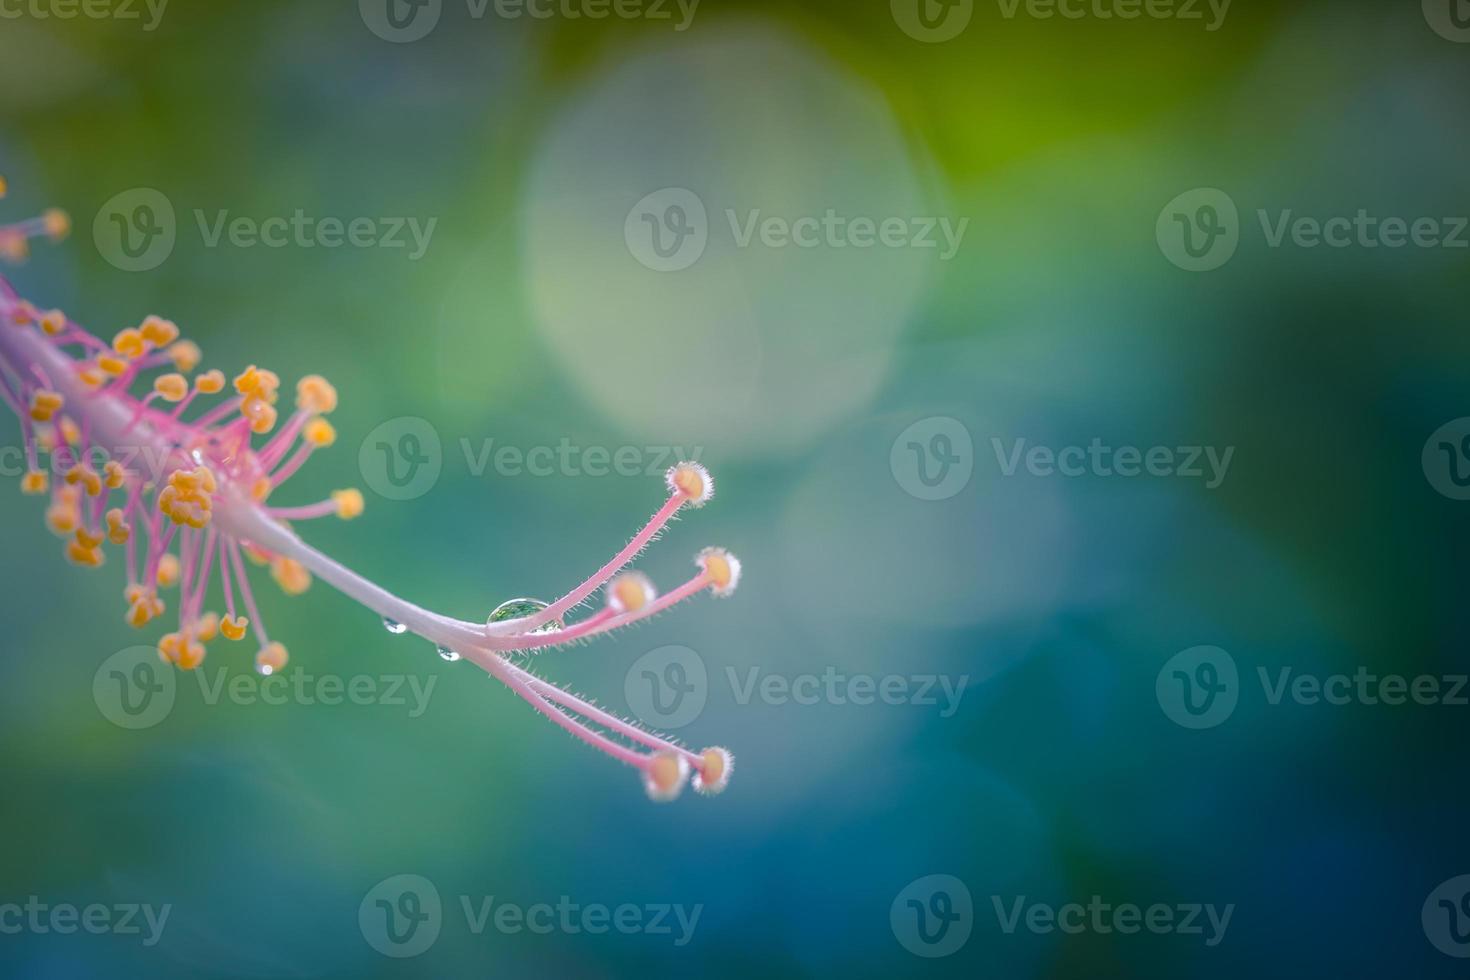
[890,0,1229,43]
[358,875,700,958]
[624,646,969,729]
[992,895,1234,947]
[625,188,968,272]
[0,897,170,946]
[991,437,1235,489]
[1158,188,1469,271]
[1157,646,1470,729]
[359,0,698,43]
[0,0,167,29]
[93,187,436,272]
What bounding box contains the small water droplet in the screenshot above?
[437,646,462,662]
[487,597,565,634]
[382,618,407,635]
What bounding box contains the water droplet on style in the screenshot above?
[437,646,462,662]
[487,597,565,634]
[382,618,407,635]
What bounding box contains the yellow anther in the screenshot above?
[36,428,56,451]
[608,571,655,614]
[76,363,105,388]
[153,373,189,403]
[693,747,733,795]
[86,471,103,496]
[21,470,47,495]
[39,310,66,336]
[59,417,81,445]
[0,175,6,197]
[42,208,70,240]
[46,493,80,535]
[112,328,146,359]
[125,588,164,628]
[66,464,102,496]
[233,365,280,403]
[29,389,62,422]
[243,398,277,434]
[0,235,29,263]
[251,477,272,501]
[75,527,103,550]
[104,460,126,489]
[105,508,131,545]
[304,417,337,448]
[194,612,220,644]
[296,375,338,414]
[159,466,216,527]
[98,355,129,376]
[156,553,181,588]
[666,462,713,507]
[256,642,289,675]
[195,369,225,394]
[65,539,104,568]
[696,547,741,597]
[644,751,689,803]
[139,315,179,346]
[333,488,364,520]
[220,615,249,641]
[176,637,206,670]
[157,632,182,663]
[270,556,311,596]
[167,340,201,373]
[9,301,34,325]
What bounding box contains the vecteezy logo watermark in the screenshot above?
[359,0,442,42]
[1156,645,1239,729]
[93,646,176,730]
[992,895,1234,947]
[1424,875,1470,958]
[93,647,436,727]
[892,0,1229,41]
[624,647,970,729]
[0,898,171,946]
[1159,188,1470,271]
[0,0,168,30]
[891,417,975,501]
[360,875,702,956]
[891,875,973,958]
[624,188,969,272]
[360,417,443,501]
[1156,187,1239,272]
[1159,647,1470,729]
[624,188,709,272]
[625,645,708,728]
[1423,418,1470,501]
[360,875,443,958]
[992,437,1235,489]
[360,0,698,42]
[93,188,436,272]
[1424,0,1470,43]
[891,0,975,42]
[94,187,177,273]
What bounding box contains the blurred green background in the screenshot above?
[2,0,1469,976]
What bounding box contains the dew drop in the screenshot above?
[382,618,408,635]
[437,646,462,662]
[487,597,565,634]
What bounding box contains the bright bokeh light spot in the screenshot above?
[522,25,937,457]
